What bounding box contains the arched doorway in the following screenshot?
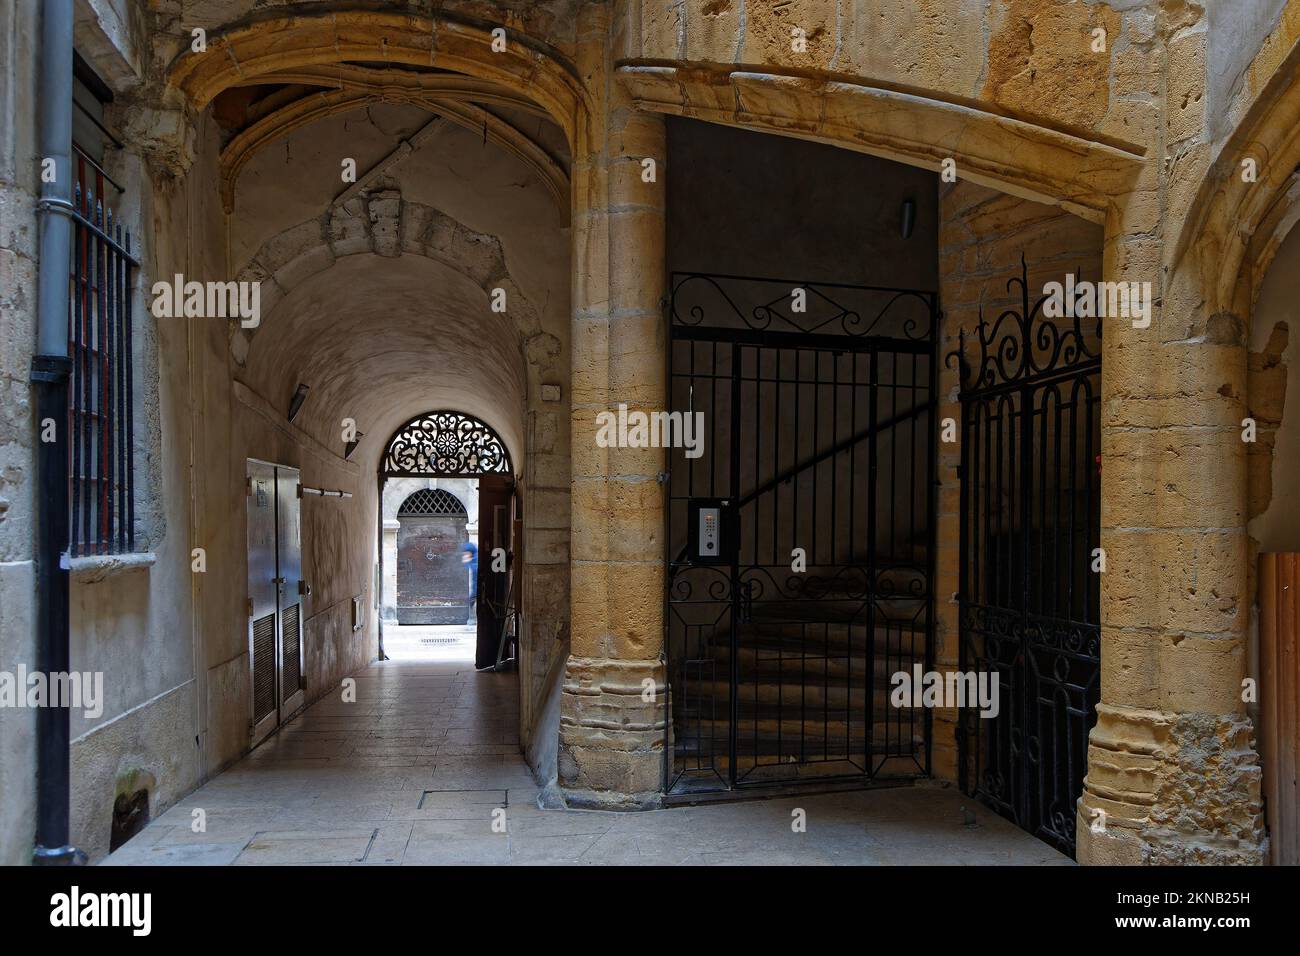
[395,488,471,625]
[380,411,517,670]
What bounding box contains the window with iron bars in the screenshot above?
[68,142,138,556]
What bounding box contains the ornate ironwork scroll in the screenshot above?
[946,253,1100,392]
[671,271,934,341]
[381,411,512,477]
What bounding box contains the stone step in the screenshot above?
[716,621,926,653]
[719,642,921,672]
[677,674,907,710]
[672,711,926,755]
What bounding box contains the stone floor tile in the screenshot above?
[103,634,1072,867]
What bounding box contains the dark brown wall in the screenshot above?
[667,117,939,290]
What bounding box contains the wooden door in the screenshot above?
[1260,552,1300,865]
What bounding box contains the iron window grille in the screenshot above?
[68,143,139,556]
[397,488,468,516]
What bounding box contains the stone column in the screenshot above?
[558,4,667,808]
[1077,161,1267,862]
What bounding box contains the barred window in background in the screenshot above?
[397,488,469,516]
[68,142,138,556]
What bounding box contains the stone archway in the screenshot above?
[164,11,593,149]
[616,64,1144,223]
[1171,36,1300,322]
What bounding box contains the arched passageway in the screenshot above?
[158,14,577,798]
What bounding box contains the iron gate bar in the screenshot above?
[670,323,932,354]
[668,398,935,567]
[949,255,1101,857]
[665,272,938,795]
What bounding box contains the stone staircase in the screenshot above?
[669,613,928,783]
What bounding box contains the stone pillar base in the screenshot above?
[1076,703,1267,865]
[558,655,665,809]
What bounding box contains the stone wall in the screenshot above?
[0,0,45,865]
[64,23,222,861]
[636,0,1141,150]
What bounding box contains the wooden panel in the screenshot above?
[1259,552,1300,865]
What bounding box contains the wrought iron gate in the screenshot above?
[952,257,1102,856]
[665,272,938,794]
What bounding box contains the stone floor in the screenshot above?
[103,629,1071,866]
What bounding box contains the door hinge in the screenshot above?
[247,598,254,617]
[246,476,252,496]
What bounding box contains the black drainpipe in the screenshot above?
[30,0,85,866]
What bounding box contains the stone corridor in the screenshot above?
[102,629,1067,866]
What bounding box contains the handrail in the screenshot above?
[735,399,931,510]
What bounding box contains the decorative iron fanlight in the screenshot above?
[381,411,511,477]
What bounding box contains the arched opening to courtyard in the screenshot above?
[378,411,517,668]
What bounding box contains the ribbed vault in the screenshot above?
[218,72,569,214]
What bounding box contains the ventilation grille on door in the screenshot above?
[252,612,277,722]
[282,603,301,693]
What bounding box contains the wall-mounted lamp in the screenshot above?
[900,198,916,240]
[287,383,310,422]
[344,432,364,461]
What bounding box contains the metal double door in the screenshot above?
[247,460,306,744]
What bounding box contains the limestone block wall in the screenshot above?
[4,0,1297,864]
[634,0,1147,151]
[557,3,669,807]
[934,179,1103,782]
[1069,2,1292,866]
